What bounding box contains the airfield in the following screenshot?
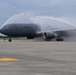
[0,40,76,75]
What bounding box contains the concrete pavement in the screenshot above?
[0,40,76,75]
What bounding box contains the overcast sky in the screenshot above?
[0,0,76,26]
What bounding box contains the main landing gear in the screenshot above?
[56,37,64,41]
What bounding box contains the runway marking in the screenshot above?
[0,58,19,61]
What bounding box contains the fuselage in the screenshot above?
[0,23,41,38]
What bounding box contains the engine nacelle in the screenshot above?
[44,32,56,39]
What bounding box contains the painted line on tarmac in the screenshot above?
[0,58,19,61]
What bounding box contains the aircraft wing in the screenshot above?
[53,28,76,37]
[37,28,76,37]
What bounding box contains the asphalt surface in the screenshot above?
[0,40,76,75]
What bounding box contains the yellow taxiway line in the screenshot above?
[0,58,19,61]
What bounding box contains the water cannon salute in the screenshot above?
[0,13,76,42]
[1,1,76,75]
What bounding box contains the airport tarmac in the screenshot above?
[0,40,76,75]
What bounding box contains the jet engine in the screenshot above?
[44,32,56,40]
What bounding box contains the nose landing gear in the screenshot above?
[8,38,12,42]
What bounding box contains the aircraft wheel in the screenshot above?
[56,38,64,41]
[8,38,12,42]
[44,39,51,41]
[26,36,34,39]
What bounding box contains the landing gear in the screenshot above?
[26,36,34,39]
[44,39,51,41]
[56,37,64,41]
[8,38,12,42]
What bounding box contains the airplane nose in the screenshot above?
[0,26,6,34]
[0,28,3,33]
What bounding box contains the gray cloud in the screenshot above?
[0,0,76,25]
